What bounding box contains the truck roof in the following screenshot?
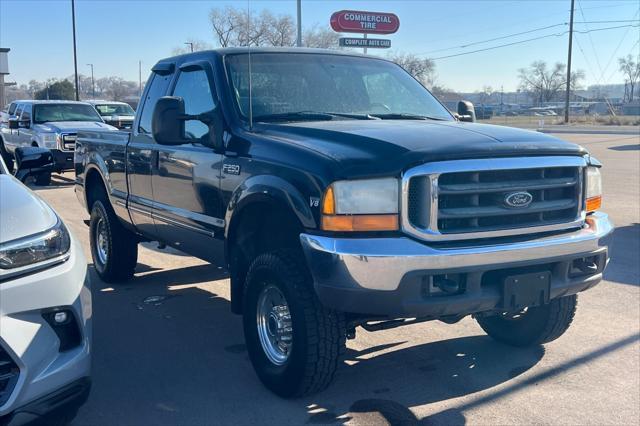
[154,47,386,68]
[10,100,93,105]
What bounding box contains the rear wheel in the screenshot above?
[476,295,578,347]
[243,250,346,397]
[89,199,138,282]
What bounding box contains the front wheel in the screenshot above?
[243,250,346,397]
[476,295,578,347]
[89,200,138,282]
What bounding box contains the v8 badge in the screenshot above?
[309,197,320,208]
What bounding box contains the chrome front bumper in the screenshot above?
[300,212,613,317]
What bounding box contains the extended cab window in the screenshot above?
[8,102,17,115]
[138,72,172,134]
[172,69,216,140]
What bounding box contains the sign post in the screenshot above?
[330,10,399,54]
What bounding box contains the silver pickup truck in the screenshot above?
[0,100,116,183]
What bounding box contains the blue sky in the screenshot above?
[1,0,638,92]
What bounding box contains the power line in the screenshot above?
[431,24,639,60]
[576,0,605,83]
[416,23,568,55]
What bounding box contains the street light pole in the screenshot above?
[71,0,79,101]
[86,63,94,99]
[296,0,302,47]
[139,60,142,97]
[185,42,194,53]
[564,0,575,123]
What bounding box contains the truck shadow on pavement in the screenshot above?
[605,223,640,286]
[75,262,549,426]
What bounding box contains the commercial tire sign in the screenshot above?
[330,10,400,34]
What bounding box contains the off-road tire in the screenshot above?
[243,250,347,397]
[89,199,138,282]
[35,172,52,186]
[476,295,578,347]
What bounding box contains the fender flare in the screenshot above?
[83,155,115,209]
[225,174,316,244]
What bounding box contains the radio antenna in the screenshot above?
[247,0,253,130]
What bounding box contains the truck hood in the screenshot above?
[0,175,58,244]
[259,120,586,177]
[34,121,117,133]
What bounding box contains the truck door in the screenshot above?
[17,104,34,147]
[3,103,23,153]
[151,61,225,265]
[126,70,173,238]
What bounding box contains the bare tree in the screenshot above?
[388,52,436,87]
[618,55,640,102]
[209,6,242,47]
[518,61,584,105]
[208,5,338,49]
[303,24,340,48]
[263,11,296,47]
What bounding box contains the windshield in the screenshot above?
[94,103,135,116]
[33,104,103,124]
[225,53,453,122]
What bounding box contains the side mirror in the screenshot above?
[13,147,54,183]
[152,96,225,152]
[457,100,476,123]
[19,120,30,129]
[8,119,18,130]
[152,97,187,145]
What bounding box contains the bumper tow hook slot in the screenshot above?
[434,277,459,294]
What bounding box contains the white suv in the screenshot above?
[0,156,91,425]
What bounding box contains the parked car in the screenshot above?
[0,100,117,181]
[75,48,613,397]
[0,152,91,425]
[86,100,135,130]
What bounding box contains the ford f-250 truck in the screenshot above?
[75,48,613,397]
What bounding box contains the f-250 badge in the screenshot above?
[222,164,240,175]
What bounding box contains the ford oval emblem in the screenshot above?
[504,191,533,208]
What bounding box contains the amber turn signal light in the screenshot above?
[321,214,399,232]
[586,195,602,213]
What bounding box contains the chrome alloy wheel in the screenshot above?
[95,217,108,265]
[256,284,293,366]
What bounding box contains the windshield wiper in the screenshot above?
[370,113,449,121]
[253,111,377,122]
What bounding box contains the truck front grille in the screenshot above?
[0,345,19,407]
[402,156,586,241]
[62,133,77,151]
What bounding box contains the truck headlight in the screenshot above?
[321,178,399,231]
[41,133,59,149]
[585,166,602,213]
[0,220,71,269]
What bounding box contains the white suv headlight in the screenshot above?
[40,133,59,149]
[585,166,602,213]
[0,220,71,269]
[321,178,399,231]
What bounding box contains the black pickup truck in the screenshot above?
[75,48,613,397]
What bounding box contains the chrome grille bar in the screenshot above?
[402,156,587,242]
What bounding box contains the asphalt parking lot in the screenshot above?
[33,132,639,426]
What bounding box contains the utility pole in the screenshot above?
[296,0,302,47]
[87,63,94,99]
[138,60,142,97]
[564,0,575,123]
[71,0,79,101]
[185,42,194,53]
